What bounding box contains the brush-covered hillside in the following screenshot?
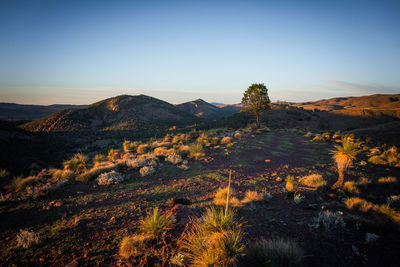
[176,99,241,120]
[291,94,400,116]
[21,95,201,132]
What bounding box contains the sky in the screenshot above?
[0,0,399,105]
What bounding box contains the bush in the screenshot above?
[63,153,88,173]
[139,166,155,177]
[299,174,326,188]
[310,210,346,230]
[343,181,359,194]
[107,148,120,161]
[304,131,313,138]
[178,145,190,157]
[214,187,242,207]
[154,146,175,157]
[140,207,174,236]
[312,134,324,142]
[345,197,374,212]
[52,169,75,181]
[126,157,147,169]
[166,154,183,165]
[189,142,205,159]
[183,207,244,266]
[119,233,155,259]
[368,155,387,165]
[16,229,40,249]
[137,144,150,154]
[75,163,119,182]
[242,190,265,204]
[97,170,124,186]
[378,176,397,184]
[123,140,139,153]
[93,154,107,165]
[246,238,304,267]
[221,136,233,145]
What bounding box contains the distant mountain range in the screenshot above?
[0,103,86,120]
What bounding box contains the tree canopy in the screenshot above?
[241,83,271,127]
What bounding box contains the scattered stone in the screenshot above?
[169,198,191,208]
[365,232,380,243]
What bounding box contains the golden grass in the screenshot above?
[220,136,233,145]
[119,233,155,259]
[213,187,242,207]
[345,197,374,212]
[241,190,265,204]
[299,174,327,188]
[343,181,360,194]
[378,176,397,184]
[137,144,150,154]
[52,169,75,181]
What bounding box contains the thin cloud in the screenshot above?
[325,80,399,94]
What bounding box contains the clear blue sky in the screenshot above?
[0,0,399,105]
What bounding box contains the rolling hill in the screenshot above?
[21,95,201,132]
[176,99,241,120]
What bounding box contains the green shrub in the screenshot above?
[189,142,205,159]
[63,153,88,173]
[140,207,174,236]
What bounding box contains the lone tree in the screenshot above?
[241,83,271,127]
[331,139,360,189]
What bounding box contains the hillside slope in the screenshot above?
[176,99,241,120]
[21,95,201,132]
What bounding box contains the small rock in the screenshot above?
[169,198,191,208]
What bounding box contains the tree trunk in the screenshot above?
[255,113,260,128]
[331,168,345,189]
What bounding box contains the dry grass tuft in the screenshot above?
[137,144,150,154]
[299,174,327,188]
[221,136,233,145]
[345,197,374,212]
[63,153,88,174]
[119,233,155,259]
[214,187,242,207]
[242,190,265,204]
[52,169,75,181]
[378,176,397,184]
[343,181,359,194]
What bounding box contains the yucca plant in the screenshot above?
[63,153,88,174]
[331,139,360,189]
[140,207,174,236]
[183,207,244,266]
